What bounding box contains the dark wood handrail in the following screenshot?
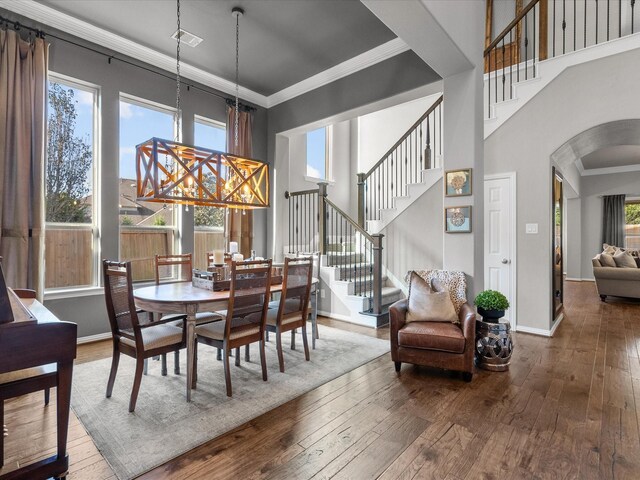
[484,0,540,56]
[323,197,375,244]
[284,188,319,198]
[362,94,443,181]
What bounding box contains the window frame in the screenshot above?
[304,125,333,183]
[44,72,101,296]
[625,197,640,249]
[193,115,226,234]
[118,93,181,278]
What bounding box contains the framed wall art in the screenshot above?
[445,169,472,196]
[445,205,472,233]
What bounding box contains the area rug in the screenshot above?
[71,324,389,479]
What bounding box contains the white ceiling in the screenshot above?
[34,0,399,96]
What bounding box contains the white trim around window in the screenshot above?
[45,72,101,294]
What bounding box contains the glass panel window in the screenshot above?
[45,75,99,290]
[625,200,640,249]
[306,126,330,180]
[193,116,226,270]
[119,95,176,281]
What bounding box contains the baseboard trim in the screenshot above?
[565,277,595,282]
[515,313,564,337]
[318,310,352,322]
[77,332,112,345]
[318,310,386,329]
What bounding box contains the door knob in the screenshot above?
[501,258,510,264]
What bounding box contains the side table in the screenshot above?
[475,319,514,371]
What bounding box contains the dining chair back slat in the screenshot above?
[279,257,313,323]
[225,260,272,339]
[103,260,140,335]
[155,253,192,285]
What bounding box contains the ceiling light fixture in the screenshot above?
[135,0,269,210]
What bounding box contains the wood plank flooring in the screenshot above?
[2,281,640,479]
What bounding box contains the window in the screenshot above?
[625,199,640,249]
[306,126,330,180]
[119,95,177,281]
[193,116,226,269]
[45,74,99,291]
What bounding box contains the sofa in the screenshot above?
[592,255,640,301]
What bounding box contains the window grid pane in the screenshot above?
[625,201,640,249]
[307,127,327,179]
[45,80,96,289]
[119,98,176,281]
[193,118,226,270]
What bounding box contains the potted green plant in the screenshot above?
[474,290,509,322]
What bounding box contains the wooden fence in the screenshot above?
[120,227,175,282]
[45,228,93,289]
[45,227,225,288]
[194,229,225,270]
[626,224,640,249]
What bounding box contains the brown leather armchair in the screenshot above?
[389,282,476,381]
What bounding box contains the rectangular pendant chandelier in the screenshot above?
[136,137,269,209]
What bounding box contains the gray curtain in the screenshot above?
[0,29,48,295]
[602,194,626,247]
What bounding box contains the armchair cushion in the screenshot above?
[406,272,457,323]
[398,322,465,353]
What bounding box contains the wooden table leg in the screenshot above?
[185,304,197,402]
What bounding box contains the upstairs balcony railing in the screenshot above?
[486,0,639,117]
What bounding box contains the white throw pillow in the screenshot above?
[599,253,616,268]
[613,251,637,268]
[406,272,458,323]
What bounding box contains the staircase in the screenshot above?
[485,0,640,138]
[285,95,444,328]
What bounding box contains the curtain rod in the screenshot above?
[0,15,257,112]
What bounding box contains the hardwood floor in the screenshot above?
[3,281,640,479]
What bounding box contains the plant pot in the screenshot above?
[477,307,505,322]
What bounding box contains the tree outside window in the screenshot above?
[45,77,98,290]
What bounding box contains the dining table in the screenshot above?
[133,279,320,402]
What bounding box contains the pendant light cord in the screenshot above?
[176,0,182,142]
[234,11,240,148]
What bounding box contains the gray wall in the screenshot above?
[580,171,640,280]
[381,181,443,287]
[485,47,640,332]
[1,10,268,337]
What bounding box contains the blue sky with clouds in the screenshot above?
[306,127,326,179]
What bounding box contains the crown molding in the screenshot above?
[580,163,640,176]
[1,1,411,110]
[265,37,410,107]
[0,0,269,106]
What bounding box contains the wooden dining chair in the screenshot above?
[154,253,222,373]
[266,257,313,372]
[103,260,193,412]
[194,259,272,397]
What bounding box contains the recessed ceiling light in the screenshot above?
[171,28,203,48]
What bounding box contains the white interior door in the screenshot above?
[484,175,515,325]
